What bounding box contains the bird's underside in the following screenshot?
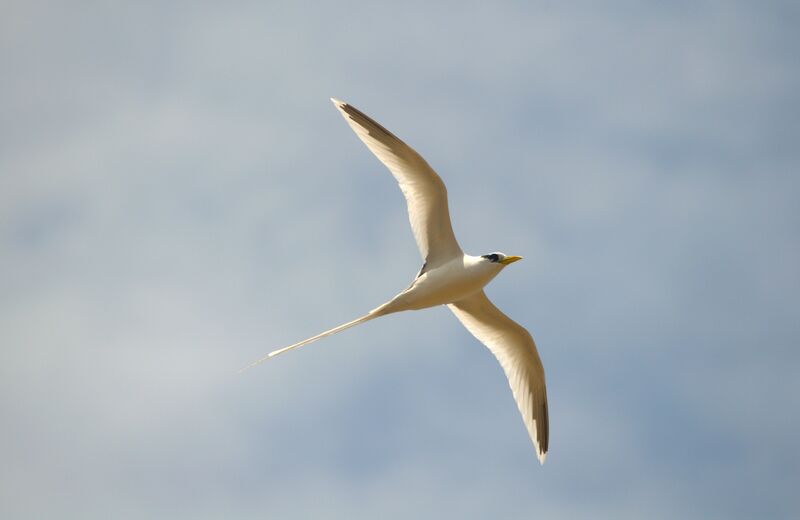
[244,98,549,464]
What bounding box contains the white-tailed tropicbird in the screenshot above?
[245,98,549,463]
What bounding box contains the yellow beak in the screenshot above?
[499,255,523,265]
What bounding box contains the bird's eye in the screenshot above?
[482,253,500,262]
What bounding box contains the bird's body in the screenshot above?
[387,255,504,312]
[245,98,550,464]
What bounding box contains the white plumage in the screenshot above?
[245,98,549,464]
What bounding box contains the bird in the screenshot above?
[244,98,549,464]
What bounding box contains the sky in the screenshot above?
[1,1,799,518]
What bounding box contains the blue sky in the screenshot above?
[2,1,798,518]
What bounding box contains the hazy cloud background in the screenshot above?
[2,1,798,518]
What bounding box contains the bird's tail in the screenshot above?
[239,304,390,372]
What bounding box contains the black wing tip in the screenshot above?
[330,97,398,139]
[538,392,549,464]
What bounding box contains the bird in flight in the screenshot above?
[245,98,549,463]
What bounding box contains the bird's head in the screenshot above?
[481,252,523,267]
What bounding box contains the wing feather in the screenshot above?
[331,98,462,265]
[449,291,549,463]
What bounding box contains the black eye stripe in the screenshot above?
[482,253,500,262]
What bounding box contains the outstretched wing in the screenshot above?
[449,291,549,464]
[331,98,462,266]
